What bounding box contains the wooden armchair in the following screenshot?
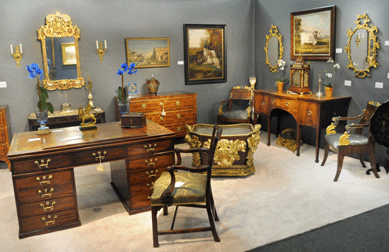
[321,101,380,181]
[218,86,253,124]
[150,124,223,247]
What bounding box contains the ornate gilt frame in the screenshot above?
[345,13,380,78]
[38,12,84,90]
[264,25,284,73]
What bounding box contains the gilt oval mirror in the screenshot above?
[265,25,284,73]
[37,12,84,90]
[345,13,379,78]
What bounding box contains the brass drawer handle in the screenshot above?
[146,169,159,178]
[92,151,107,161]
[34,159,51,169]
[42,215,57,226]
[142,103,146,109]
[272,99,275,104]
[177,114,181,118]
[177,127,181,132]
[38,188,55,198]
[40,201,56,211]
[144,143,157,152]
[176,101,180,106]
[285,102,289,107]
[36,175,53,185]
[147,182,154,191]
[308,111,312,116]
[160,116,164,121]
[145,158,158,167]
[261,102,265,106]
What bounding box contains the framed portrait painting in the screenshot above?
[183,24,227,85]
[290,5,336,61]
[125,37,170,68]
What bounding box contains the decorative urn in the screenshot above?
[146,75,160,95]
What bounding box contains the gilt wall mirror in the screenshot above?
[37,12,84,90]
[345,13,379,78]
[265,25,284,73]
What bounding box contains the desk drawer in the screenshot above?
[129,167,167,185]
[299,101,319,127]
[254,93,270,114]
[72,146,126,166]
[13,154,72,175]
[19,196,76,219]
[271,97,298,117]
[147,109,196,125]
[128,153,174,171]
[130,95,196,113]
[130,182,154,210]
[127,139,173,157]
[20,209,78,234]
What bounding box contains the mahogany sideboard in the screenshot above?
[115,92,197,138]
[253,90,351,162]
[8,120,175,238]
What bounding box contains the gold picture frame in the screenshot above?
[125,37,170,68]
[61,42,77,65]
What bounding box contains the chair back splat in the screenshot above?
[150,124,222,247]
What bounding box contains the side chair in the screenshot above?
[218,86,254,124]
[150,124,223,247]
[321,101,380,181]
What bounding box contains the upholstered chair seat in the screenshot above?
[218,86,253,124]
[219,110,249,121]
[325,133,369,150]
[151,172,206,206]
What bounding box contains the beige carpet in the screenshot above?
[1,130,389,252]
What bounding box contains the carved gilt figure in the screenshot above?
[78,102,96,129]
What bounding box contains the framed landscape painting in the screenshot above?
[183,24,227,85]
[290,5,336,61]
[125,37,170,68]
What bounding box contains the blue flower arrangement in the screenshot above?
[117,62,137,102]
[27,63,54,113]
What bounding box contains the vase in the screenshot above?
[325,86,334,98]
[277,82,284,93]
[146,75,160,95]
[35,108,50,135]
[118,100,129,115]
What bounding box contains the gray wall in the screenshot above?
[0,0,255,134]
[255,0,389,164]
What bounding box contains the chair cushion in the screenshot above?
[150,171,207,206]
[220,110,248,120]
[325,133,369,149]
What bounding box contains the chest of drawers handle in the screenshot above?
[142,103,146,109]
[147,182,154,191]
[92,151,107,161]
[177,114,181,118]
[176,101,180,106]
[261,101,265,106]
[146,169,159,178]
[36,175,53,185]
[34,159,51,169]
[38,188,55,198]
[285,102,289,107]
[42,215,57,226]
[145,158,158,167]
[308,111,312,116]
[40,201,56,211]
[272,99,275,104]
[144,143,157,152]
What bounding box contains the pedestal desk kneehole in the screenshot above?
[253,90,351,162]
[8,120,175,239]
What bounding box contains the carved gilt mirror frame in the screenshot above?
[264,25,284,73]
[345,13,379,78]
[38,12,84,90]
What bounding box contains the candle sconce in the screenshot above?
[96,40,107,62]
[11,44,23,67]
[356,32,365,48]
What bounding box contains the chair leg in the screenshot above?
[321,143,330,166]
[163,205,168,215]
[170,206,179,230]
[334,154,345,182]
[369,150,380,179]
[359,154,366,168]
[210,192,219,221]
[206,203,220,242]
[151,206,159,248]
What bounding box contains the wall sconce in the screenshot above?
[96,40,107,62]
[11,44,23,67]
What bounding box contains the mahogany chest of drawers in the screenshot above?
[128,92,197,137]
[0,105,12,169]
[8,121,175,238]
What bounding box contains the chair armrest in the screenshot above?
[338,123,370,146]
[219,99,231,115]
[173,147,209,165]
[326,114,365,135]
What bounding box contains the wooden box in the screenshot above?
[121,113,146,128]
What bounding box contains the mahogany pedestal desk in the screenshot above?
[253,90,351,162]
[8,120,175,239]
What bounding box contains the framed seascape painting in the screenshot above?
[183,24,227,85]
[125,37,170,68]
[290,5,336,61]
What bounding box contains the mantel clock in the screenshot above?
[288,58,311,94]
